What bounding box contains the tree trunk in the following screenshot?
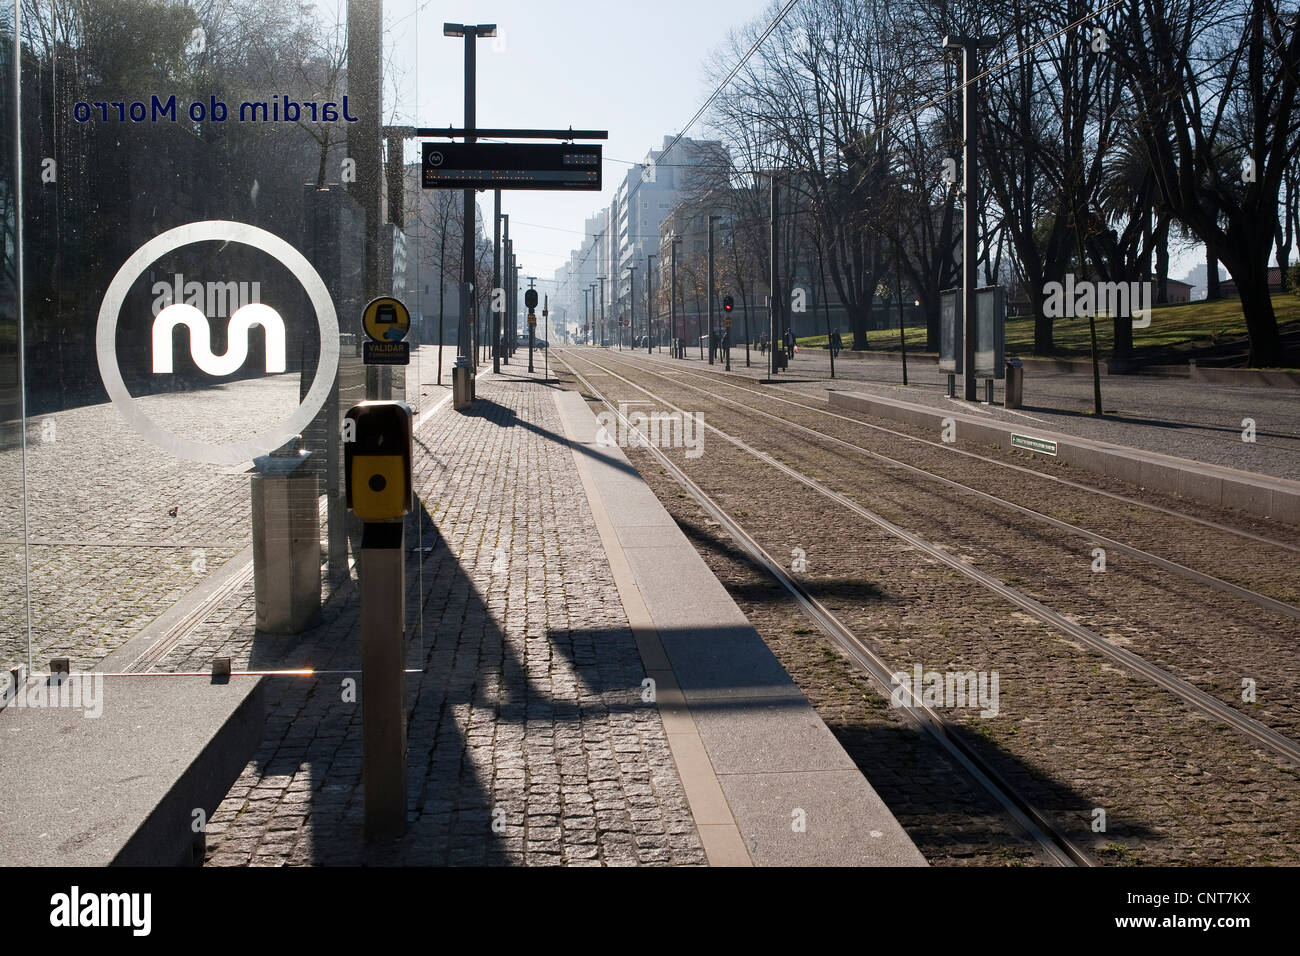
[1235,269,1286,367]
[1206,244,1221,300]
[1032,288,1054,355]
[850,302,869,351]
[1155,215,1170,304]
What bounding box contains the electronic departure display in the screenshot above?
[421,142,602,191]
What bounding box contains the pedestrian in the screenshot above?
[830,328,842,358]
[783,327,795,359]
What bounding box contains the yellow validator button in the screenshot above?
[350,455,408,520]
[344,401,413,521]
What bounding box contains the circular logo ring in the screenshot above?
[96,220,340,466]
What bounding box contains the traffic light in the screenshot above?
[723,295,733,313]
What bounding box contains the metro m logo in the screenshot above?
[151,302,287,375]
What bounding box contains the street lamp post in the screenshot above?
[597,275,607,350]
[943,33,996,402]
[770,172,779,378]
[647,253,657,354]
[628,263,637,349]
[492,193,501,373]
[708,215,720,365]
[445,22,496,408]
[670,236,681,358]
[501,217,510,364]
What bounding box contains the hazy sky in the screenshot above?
[397,0,1225,292]
[406,0,774,289]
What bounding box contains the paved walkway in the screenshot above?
[0,342,463,700]
[652,348,1300,480]
[182,365,706,866]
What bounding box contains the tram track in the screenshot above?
[632,349,1300,557]
[554,349,1090,867]
[578,349,1300,742]
[556,347,1300,770]
[589,351,1300,621]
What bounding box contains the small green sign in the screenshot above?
[1010,433,1058,456]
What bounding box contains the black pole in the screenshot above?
[492,191,501,373]
[670,239,679,357]
[458,29,476,366]
[770,173,779,378]
[707,216,716,365]
[647,255,656,354]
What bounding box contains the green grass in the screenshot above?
[797,294,1300,365]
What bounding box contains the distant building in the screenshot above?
[1218,267,1284,299]
[1164,279,1192,303]
[560,136,731,344]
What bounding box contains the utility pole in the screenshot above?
[502,219,510,363]
[708,215,720,365]
[445,22,495,409]
[597,275,607,350]
[628,263,637,350]
[492,192,501,373]
[513,262,522,352]
[770,173,779,378]
[944,33,995,402]
[348,0,383,401]
[670,236,681,358]
[647,253,657,354]
[526,276,536,373]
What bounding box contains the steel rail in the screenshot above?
[558,348,1300,769]
[556,349,1091,867]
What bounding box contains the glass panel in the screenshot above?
[4,0,422,689]
[0,0,28,699]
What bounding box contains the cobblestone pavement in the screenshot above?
[0,344,452,697]
[186,367,705,866]
[652,349,1300,480]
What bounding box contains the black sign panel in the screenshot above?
[421,142,602,191]
[363,341,411,365]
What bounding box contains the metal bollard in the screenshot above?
[452,357,472,410]
[251,436,321,634]
[1005,357,1024,409]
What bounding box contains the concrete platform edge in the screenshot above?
[553,387,926,867]
[828,389,1300,527]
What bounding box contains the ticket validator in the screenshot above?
[343,400,413,841]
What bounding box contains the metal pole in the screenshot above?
[598,275,606,350]
[458,29,476,367]
[502,219,510,363]
[707,216,716,365]
[349,0,383,401]
[647,254,656,354]
[943,36,993,402]
[361,522,406,840]
[962,39,977,401]
[629,265,637,351]
[527,277,536,373]
[670,238,679,358]
[770,173,779,378]
[493,192,501,373]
